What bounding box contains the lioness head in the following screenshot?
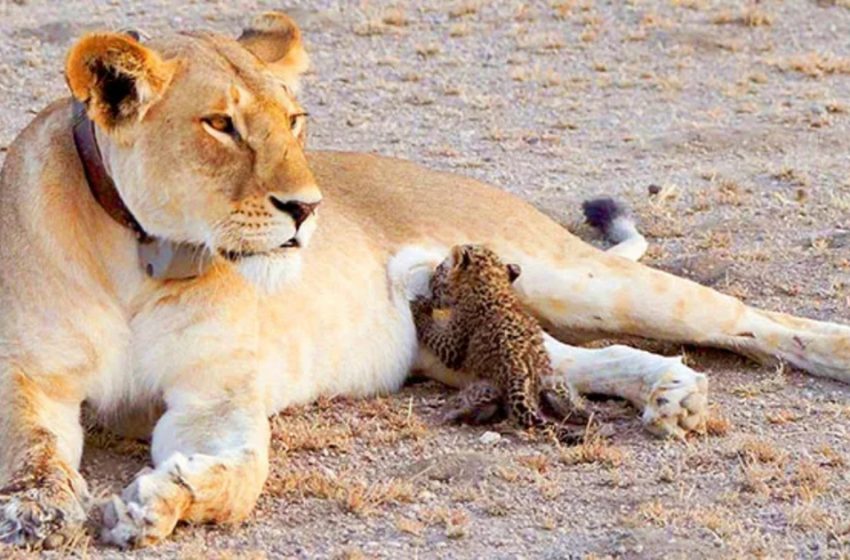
[65,12,320,290]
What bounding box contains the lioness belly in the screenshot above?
[257,150,585,413]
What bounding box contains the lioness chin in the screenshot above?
[1,10,849,550]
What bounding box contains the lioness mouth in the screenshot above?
[220,238,300,262]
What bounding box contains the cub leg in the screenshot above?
[503,368,582,444]
[438,379,504,425]
[517,250,850,382]
[411,298,469,370]
[100,387,269,548]
[539,378,589,424]
[0,369,88,548]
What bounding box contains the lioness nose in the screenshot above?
[269,196,321,229]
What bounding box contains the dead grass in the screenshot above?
[712,7,772,27]
[395,516,426,536]
[739,459,780,496]
[518,453,551,474]
[778,53,850,78]
[449,23,470,37]
[177,540,267,560]
[690,505,742,538]
[448,1,480,19]
[735,436,785,464]
[630,500,672,528]
[382,7,408,27]
[353,20,389,37]
[266,469,415,516]
[732,365,787,398]
[787,459,829,502]
[419,508,470,539]
[766,408,801,425]
[271,396,427,456]
[559,436,626,468]
[705,410,732,436]
[415,43,441,58]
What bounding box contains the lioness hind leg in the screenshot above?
[518,250,850,383]
[0,370,89,548]
[100,391,269,548]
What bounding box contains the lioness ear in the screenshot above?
[506,264,522,283]
[66,33,175,131]
[238,12,309,93]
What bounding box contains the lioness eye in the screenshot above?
[290,113,308,133]
[203,115,237,136]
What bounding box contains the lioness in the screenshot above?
[1,11,848,549]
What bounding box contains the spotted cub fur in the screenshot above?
[411,244,585,443]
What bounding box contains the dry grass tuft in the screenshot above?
[448,1,480,19]
[705,410,732,436]
[272,417,354,454]
[559,436,625,468]
[772,166,809,187]
[739,459,779,496]
[637,500,672,527]
[415,43,441,58]
[690,505,742,538]
[736,436,784,464]
[266,469,414,516]
[779,53,850,78]
[420,508,470,539]
[788,459,829,501]
[712,7,772,27]
[396,516,426,536]
[766,408,801,425]
[382,7,408,27]
[449,23,470,37]
[518,453,550,474]
[816,445,846,468]
[732,365,787,397]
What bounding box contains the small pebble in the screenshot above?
[648,184,661,195]
[479,431,501,445]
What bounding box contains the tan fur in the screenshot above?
[1,12,849,549]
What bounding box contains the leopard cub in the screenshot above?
[411,244,586,443]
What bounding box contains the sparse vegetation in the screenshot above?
[15,1,850,557]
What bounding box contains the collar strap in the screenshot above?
[71,101,150,243]
[71,101,213,280]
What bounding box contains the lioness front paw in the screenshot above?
[641,363,709,439]
[0,471,89,549]
[100,466,189,549]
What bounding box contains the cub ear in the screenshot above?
[506,263,522,283]
[239,12,309,92]
[66,33,175,132]
[451,245,473,270]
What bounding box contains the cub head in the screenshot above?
[430,244,521,308]
[65,12,319,291]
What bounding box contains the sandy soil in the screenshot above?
[1,0,850,558]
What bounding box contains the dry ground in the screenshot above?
[1,0,850,558]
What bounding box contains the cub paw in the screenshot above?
[0,471,89,549]
[641,363,709,439]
